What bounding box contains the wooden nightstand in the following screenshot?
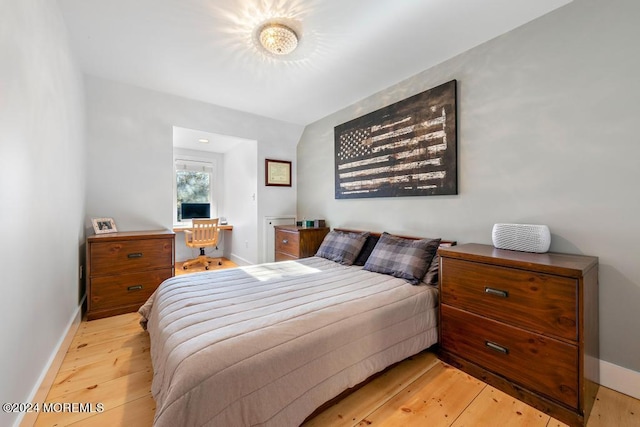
[86,230,175,320]
[438,243,599,427]
[274,225,329,261]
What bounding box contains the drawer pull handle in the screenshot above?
[128,253,143,259]
[282,239,288,244]
[127,285,143,291]
[485,287,508,298]
[485,341,509,354]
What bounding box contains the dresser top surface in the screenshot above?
[274,225,329,232]
[438,243,597,278]
[88,229,175,242]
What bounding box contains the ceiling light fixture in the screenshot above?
[259,23,298,55]
[198,138,209,143]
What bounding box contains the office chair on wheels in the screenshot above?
[182,218,223,270]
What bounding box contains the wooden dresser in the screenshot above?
[86,230,175,320]
[438,243,599,427]
[274,225,329,261]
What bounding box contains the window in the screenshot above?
[174,158,215,223]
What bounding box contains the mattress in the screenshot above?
[139,256,439,427]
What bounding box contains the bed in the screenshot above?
[139,230,451,426]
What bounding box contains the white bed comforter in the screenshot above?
[139,257,438,427]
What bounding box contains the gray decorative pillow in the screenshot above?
[363,232,441,284]
[315,230,369,265]
[353,234,380,266]
[422,255,439,286]
[422,242,455,286]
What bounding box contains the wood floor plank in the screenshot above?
[74,312,141,336]
[66,394,155,427]
[547,418,572,426]
[48,351,153,399]
[58,333,149,373]
[35,369,153,426]
[71,328,149,355]
[303,351,440,427]
[451,386,550,427]
[583,386,640,427]
[176,259,237,275]
[68,317,145,350]
[355,362,486,427]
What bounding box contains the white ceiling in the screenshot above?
[58,0,572,126]
[173,126,251,153]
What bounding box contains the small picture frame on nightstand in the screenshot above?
[91,217,117,234]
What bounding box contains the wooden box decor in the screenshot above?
[334,80,457,199]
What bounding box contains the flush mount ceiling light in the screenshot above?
[258,23,298,55]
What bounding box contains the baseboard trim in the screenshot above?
[600,359,640,400]
[229,253,252,266]
[17,297,85,427]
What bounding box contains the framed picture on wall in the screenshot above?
[91,217,118,234]
[334,79,457,199]
[265,159,292,187]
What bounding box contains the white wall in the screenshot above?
[85,76,303,264]
[256,126,299,263]
[297,0,640,375]
[223,140,258,265]
[0,1,86,426]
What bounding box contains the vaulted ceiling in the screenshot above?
[58,0,572,125]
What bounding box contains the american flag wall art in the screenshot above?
[334,80,457,199]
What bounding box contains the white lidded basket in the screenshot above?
[491,223,551,253]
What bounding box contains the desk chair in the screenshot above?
[183,218,223,270]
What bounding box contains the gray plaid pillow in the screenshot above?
[422,255,439,286]
[363,232,441,284]
[315,230,369,265]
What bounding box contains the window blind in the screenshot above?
[175,159,214,173]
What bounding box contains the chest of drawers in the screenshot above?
[86,230,175,320]
[274,226,329,262]
[438,243,598,427]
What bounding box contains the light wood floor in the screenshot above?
[35,260,639,426]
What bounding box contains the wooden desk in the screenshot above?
[173,224,233,232]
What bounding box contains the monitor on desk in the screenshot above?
[180,202,210,220]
